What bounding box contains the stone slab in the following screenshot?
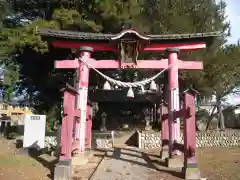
[183,167,201,180]
[167,155,184,168]
[160,148,169,160]
[90,147,170,180]
[54,160,72,180]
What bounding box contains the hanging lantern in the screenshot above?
[103,81,111,90]
[127,87,134,98]
[149,80,157,91]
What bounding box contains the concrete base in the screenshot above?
[72,152,88,166]
[167,155,183,168]
[54,160,72,180]
[160,146,169,160]
[183,167,201,180]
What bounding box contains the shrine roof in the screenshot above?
[39,28,221,42]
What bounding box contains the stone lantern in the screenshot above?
[100,112,107,132]
[144,109,152,131]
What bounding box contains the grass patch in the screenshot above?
[0,154,37,167]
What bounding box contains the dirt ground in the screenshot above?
[146,146,240,180]
[0,136,240,180]
[0,137,51,180]
[197,147,240,180]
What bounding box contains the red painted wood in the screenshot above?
[54,45,203,162]
[55,59,167,69]
[52,41,206,51]
[75,52,91,153]
[161,105,169,146]
[60,90,75,161]
[57,51,92,155]
[162,109,183,121]
[183,92,197,166]
[173,109,184,119]
[166,50,203,157]
[60,118,67,156]
[55,59,202,70]
[74,109,80,117]
[52,41,117,51]
[85,104,92,150]
[144,42,206,51]
[168,51,179,156]
[93,60,121,69]
[94,60,169,69]
[55,60,79,69]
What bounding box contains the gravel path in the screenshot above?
[90,147,181,180]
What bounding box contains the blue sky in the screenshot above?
[222,0,240,104]
[224,0,240,44]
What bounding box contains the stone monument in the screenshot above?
[23,114,46,149]
[144,109,152,131]
[100,112,107,132]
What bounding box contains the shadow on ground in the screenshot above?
[15,139,58,179]
[94,147,184,179]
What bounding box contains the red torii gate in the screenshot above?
[55,47,202,157]
[39,28,220,180]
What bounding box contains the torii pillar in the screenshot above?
[73,46,92,154]
[160,74,169,160]
[71,46,93,166]
[54,85,77,180]
[164,48,203,168]
[183,88,200,179]
[85,103,93,151]
[167,48,181,156]
[54,46,93,166]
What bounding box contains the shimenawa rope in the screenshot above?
[78,57,172,88]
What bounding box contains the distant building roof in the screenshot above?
[0,116,11,121]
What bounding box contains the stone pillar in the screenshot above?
[144,109,152,131]
[151,106,154,123]
[166,47,182,168]
[183,90,200,179]
[153,103,157,123]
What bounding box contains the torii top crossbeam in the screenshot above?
[40,28,220,51]
[39,28,221,69]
